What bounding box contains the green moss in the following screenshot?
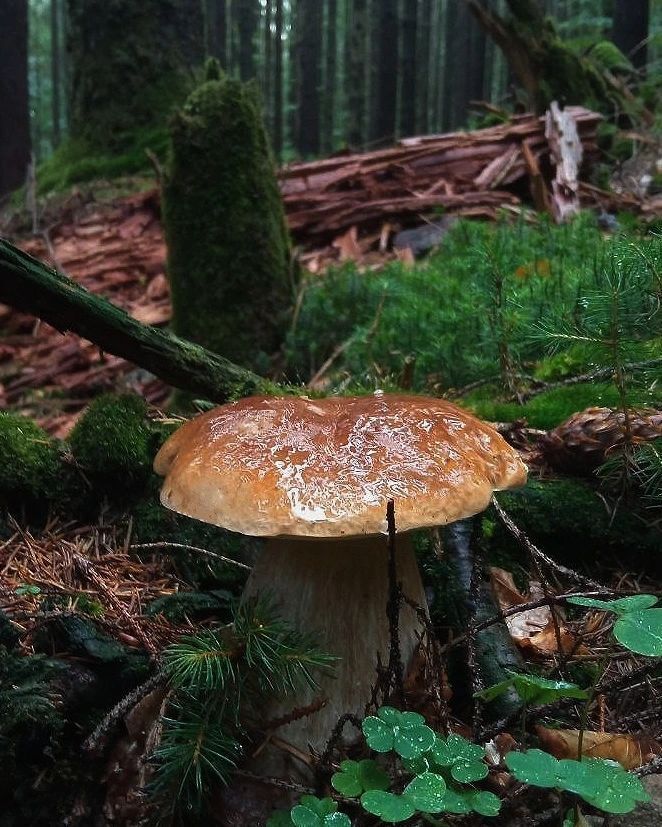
[463,383,627,430]
[488,479,661,570]
[163,74,293,369]
[68,394,154,495]
[0,414,60,509]
[67,0,201,152]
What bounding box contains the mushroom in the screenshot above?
[154,393,526,777]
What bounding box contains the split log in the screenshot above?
[0,239,272,403]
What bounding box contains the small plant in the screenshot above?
[151,598,335,818]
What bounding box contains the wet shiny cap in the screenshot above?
[154,394,527,538]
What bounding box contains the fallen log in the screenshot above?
[0,239,271,403]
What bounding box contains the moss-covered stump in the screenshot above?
[486,478,662,573]
[68,393,155,499]
[163,69,293,371]
[0,413,60,515]
[66,0,203,151]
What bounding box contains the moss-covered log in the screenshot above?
[163,69,294,369]
[0,239,273,402]
[465,0,616,114]
[66,0,204,150]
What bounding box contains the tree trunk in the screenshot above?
[0,240,269,402]
[66,0,205,148]
[399,0,417,137]
[263,0,273,131]
[346,0,368,148]
[273,0,284,159]
[206,0,227,68]
[417,0,432,134]
[0,0,30,198]
[447,0,486,129]
[235,0,258,80]
[294,0,322,157]
[612,0,649,70]
[51,0,62,147]
[373,0,398,145]
[322,0,338,154]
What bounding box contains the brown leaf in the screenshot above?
[536,726,662,770]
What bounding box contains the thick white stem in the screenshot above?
[241,533,428,779]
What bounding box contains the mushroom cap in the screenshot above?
[154,394,527,538]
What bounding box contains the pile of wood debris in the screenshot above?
[1,106,659,435]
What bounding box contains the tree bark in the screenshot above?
[612,0,649,70]
[0,240,270,402]
[273,0,284,159]
[346,0,368,148]
[417,0,432,134]
[294,0,322,156]
[206,0,227,68]
[322,0,338,154]
[0,0,30,198]
[235,0,258,80]
[399,0,417,137]
[373,0,398,145]
[51,0,62,147]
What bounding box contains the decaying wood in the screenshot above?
[545,101,583,222]
[0,239,271,410]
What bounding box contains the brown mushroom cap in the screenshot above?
[154,394,527,538]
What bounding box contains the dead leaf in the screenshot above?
[536,726,662,770]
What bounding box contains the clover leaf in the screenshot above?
[403,772,447,813]
[331,759,389,797]
[267,812,294,827]
[614,609,662,657]
[360,790,416,823]
[468,790,502,817]
[362,706,435,759]
[430,733,488,783]
[567,595,658,615]
[291,796,351,827]
[505,749,560,788]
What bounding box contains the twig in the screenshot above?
[129,541,252,571]
[386,499,405,705]
[318,713,363,769]
[519,357,662,401]
[491,497,606,590]
[82,671,168,754]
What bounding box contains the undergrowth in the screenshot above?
[286,213,661,428]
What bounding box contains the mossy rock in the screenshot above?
[0,413,61,512]
[68,394,155,497]
[163,73,293,370]
[486,478,661,571]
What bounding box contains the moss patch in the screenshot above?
[163,73,293,370]
[68,394,155,496]
[0,414,60,511]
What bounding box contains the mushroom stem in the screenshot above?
[242,533,428,779]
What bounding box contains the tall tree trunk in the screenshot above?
[0,0,30,197]
[399,0,417,136]
[263,0,273,131]
[417,0,432,134]
[51,0,62,147]
[346,0,368,148]
[66,0,204,149]
[612,0,649,70]
[447,0,486,128]
[294,0,322,156]
[373,0,398,145]
[322,0,338,153]
[236,0,258,80]
[273,0,284,159]
[206,0,227,68]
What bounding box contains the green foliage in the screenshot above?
[568,594,662,657]
[269,797,352,827]
[478,671,589,705]
[288,216,661,418]
[362,707,436,758]
[68,393,154,493]
[153,599,334,817]
[505,751,650,814]
[163,73,293,369]
[0,413,60,511]
[331,759,389,797]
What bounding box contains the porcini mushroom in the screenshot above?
[154,393,526,776]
